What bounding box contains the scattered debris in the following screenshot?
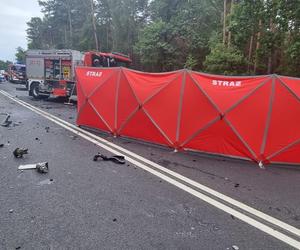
[9,209,14,213]
[68,116,73,119]
[113,218,117,222]
[93,153,125,164]
[16,87,27,91]
[258,161,265,169]
[0,144,4,148]
[18,162,49,173]
[70,135,78,140]
[13,148,28,158]
[35,137,39,141]
[45,126,50,133]
[1,113,12,127]
[234,183,240,188]
[38,178,53,185]
[232,245,239,250]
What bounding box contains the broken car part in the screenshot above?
[93,153,125,164]
[13,148,28,158]
[1,113,12,127]
[18,162,48,173]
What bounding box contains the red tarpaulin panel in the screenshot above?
[76,67,300,165]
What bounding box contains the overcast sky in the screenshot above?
[0,0,42,62]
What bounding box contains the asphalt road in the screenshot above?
[0,80,299,250]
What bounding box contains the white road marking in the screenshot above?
[1,89,300,249]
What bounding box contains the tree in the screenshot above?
[135,0,223,71]
[0,60,12,71]
[15,47,26,64]
[134,19,176,71]
[204,42,247,75]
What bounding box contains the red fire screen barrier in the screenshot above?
[76,67,300,165]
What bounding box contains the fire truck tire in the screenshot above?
[30,82,41,99]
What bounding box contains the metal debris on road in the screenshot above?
[258,161,265,169]
[38,178,54,185]
[18,162,49,173]
[13,148,28,158]
[93,153,125,164]
[1,113,12,127]
[232,245,239,250]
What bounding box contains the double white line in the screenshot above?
[1,89,299,249]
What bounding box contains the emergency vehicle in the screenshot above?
[8,63,26,84]
[26,50,131,99]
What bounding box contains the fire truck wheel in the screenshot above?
[31,82,41,99]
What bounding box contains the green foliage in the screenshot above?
[134,20,176,71]
[184,54,198,70]
[204,43,247,75]
[0,60,12,71]
[15,47,26,64]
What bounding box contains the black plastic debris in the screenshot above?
[93,153,125,164]
[1,113,12,127]
[45,126,50,133]
[0,144,4,148]
[37,162,49,173]
[18,162,49,174]
[13,148,28,158]
[234,183,240,188]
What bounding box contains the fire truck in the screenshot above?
[26,50,83,99]
[8,63,26,84]
[26,50,131,99]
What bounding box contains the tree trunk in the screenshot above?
[267,53,272,74]
[227,0,234,47]
[247,35,254,73]
[254,19,262,74]
[90,0,99,51]
[267,16,275,74]
[64,26,67,46]
[223,0,227,45]
[67,7,72,47]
